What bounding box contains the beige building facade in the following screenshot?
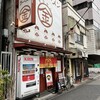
[62,0,89,83]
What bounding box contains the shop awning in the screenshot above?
[88,54,100,64]
[69,48,88,58]
[14,42,72,54]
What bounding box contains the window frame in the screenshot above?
[1,52,12,76]
[74,32,83,45]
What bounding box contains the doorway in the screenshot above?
[40,68,56,92]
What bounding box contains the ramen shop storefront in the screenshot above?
[14,43,71,93]
[40,57,57,92]
[15,0,67,95]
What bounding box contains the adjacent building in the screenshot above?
[62,0,89,83]
[73,0,100,65]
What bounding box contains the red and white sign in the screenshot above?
[18,0,35,27]
[17,0,62,48]
[46,71,53,86]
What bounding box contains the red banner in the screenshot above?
[40,57,57,68]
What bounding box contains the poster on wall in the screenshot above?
[46,71,53,87]
[56,60,61,72]
[17,55,40,99]
[17,0,62,48]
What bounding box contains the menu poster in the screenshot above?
[46,71,53,87]
[56,60,61,72]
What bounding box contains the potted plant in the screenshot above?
[0,70,11,100]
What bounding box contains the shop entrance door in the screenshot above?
[40,68,56,92]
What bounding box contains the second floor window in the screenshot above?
[74,33,83,45]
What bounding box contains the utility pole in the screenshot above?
[0,0,3,63]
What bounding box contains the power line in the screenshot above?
[66,0,94,35]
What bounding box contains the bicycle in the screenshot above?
[64,75,72,90]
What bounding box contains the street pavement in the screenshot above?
[50,76,100,100]
[33,73,100,100]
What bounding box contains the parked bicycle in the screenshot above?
[61,74,74,91]
[65,75,71,90]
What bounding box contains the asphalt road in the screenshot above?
[50,77,100,100]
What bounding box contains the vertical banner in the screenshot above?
[18,0,35,27]
[56,60,61,72]
[46,71,53,86]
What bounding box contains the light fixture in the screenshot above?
[40,50,48,53]
[50,52,57,55]
[28,49,37,52]
[22,48,37,52]
[28,40,31,42]
[10,21,15,27]
[59,53,64,55]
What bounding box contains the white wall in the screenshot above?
[87,28,96,54]
[67,0,73,5]
[67,3,85,27]
[89,68,100,73]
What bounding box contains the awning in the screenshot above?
[69,48,88,58]
[88,54,100,64]
[14,42,72,54]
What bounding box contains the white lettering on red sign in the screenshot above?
[24,57,33,61]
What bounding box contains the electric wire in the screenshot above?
[66,0,94,35]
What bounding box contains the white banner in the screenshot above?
[18,0,32,27]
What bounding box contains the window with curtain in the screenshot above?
[74,32,83,45]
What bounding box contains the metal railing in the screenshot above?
[0,51,12,99]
